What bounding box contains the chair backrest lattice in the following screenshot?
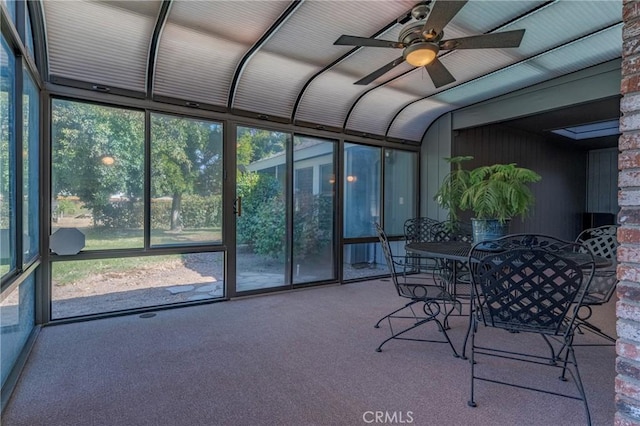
[431,221,473,243]
[404,217,440,243]
[576,225,618,260]
[469,234,594,334]
[575,225,618,304]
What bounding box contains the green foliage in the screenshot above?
[236,127,288,169]
[52,102,223,232]
[51,100,144,222]
[460,163,541,222]
[236,172,332,259]
[293,194,333,260]
[434,156,473,223]
[435,157,541,223]
[96,200,143,228]
[252,196,286,259]
[236,172,282,256]
[55,198,79,216]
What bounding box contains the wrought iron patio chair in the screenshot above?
[374,223,459,357]
[574,225,618,345]
[430,221,474,295]
[466,234,594,424]
[403,217,441,273]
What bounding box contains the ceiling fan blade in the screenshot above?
[334,35,403,49]
[423,0,467,36]
[425,58,456,88]
[355,57,405,85]
[440,29,526,50]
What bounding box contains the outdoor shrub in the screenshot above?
[96,200,143,228]
[56,198,79,217]
[237,172,281,249]
[180,195,222,228]
[293,194,333,260]
[150,199,172,228]
[252,196,286,259]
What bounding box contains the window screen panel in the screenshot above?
[44,0,160,92]
[153,0,291,106]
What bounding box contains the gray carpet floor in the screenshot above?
[2,278,616,426]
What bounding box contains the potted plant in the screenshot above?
[434,156,541,245]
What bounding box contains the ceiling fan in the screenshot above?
[334,0,525,88]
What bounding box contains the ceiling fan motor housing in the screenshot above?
[399,20,443,45]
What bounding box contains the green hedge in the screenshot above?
[95,194,222,229]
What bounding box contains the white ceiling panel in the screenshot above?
[501,0,622,56]
[154,0,291,106]
[388,99,454,142]
[259,1,416,61]
[153,24,244,106]
[447,1,544,33]
[233,51,318,119]
[345,88,418,136]
[165,1,291,45]
[530,25,623,74]
[232,0,416,116]
[295,71,383,129]
[433,64,545,106]
[44,0,160,91]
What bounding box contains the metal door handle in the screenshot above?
[234,197,242,216]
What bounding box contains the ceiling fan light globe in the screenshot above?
[404,42,438,67]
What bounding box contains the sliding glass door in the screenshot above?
[235,126,289,292]
[235,129,337,292]
[292,135,336,284]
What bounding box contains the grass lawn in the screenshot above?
[52,226,223,285]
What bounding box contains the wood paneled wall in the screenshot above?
[453,124,587,240]
[587,148,618,215]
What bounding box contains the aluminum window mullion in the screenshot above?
[285,132,293,287]
[144,111,151,249]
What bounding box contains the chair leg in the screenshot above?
[574,319,616,346]
[566,345,592,425]
[540,334,558,365]
[461,309,475,360]
[374,301,420,328]
[467,318,477,407]
[376,309,459,357]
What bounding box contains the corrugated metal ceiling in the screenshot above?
[41,0,622,144]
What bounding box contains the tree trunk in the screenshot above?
[170,193,182,231]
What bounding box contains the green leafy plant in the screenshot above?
[434,156,473,223]
[435,157,541,223]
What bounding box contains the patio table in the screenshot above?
[405,240,611,299]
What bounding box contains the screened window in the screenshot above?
[320,163,334,195]
[22,68,38,264]
[51,99,144,251]
[51,253,224,319]
[344,143,380,238]
[1,37,16,278]
[24,4,34,58]
[150,113,223,246]
[1,273,35,387]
